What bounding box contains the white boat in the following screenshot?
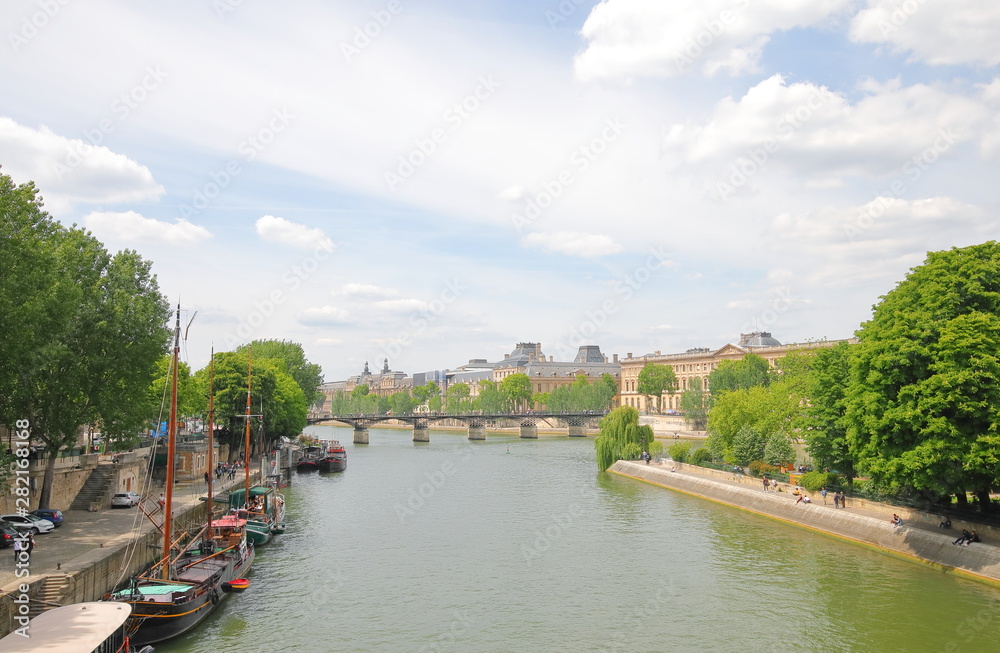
[0,601,152,653]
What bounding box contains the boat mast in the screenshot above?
[163,303,180,579]
[206,347,215,539]
[244,346,252,507]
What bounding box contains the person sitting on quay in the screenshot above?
[953,529,972,545]
[938,516,952,529]
[796,493,811,504]
[890,514,903,528]
[962,531,981,547]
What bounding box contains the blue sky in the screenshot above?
[2,0,998,381]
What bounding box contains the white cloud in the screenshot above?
[521,231,623,257]
[663,75,988,185]
[0,117,163,211]
[255,215,335,251]
[83,211,212,245]
[495,185,526,201]
[727,300,753,309]
[299,305,351,326]
[339,283,397,298]
[850,0,1000,66]
[575,0,854,81]
[315,338,344,346]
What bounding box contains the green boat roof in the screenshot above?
[115,584,191,596]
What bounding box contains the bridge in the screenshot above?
[305,412,607,443]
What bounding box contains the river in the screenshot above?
[157,426,997,653]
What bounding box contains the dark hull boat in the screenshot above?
[318,442,347,472]
[295,443,324,471]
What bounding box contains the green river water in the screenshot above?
[156,427,998,653]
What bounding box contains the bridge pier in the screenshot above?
[468,425,486,440]
[413,425,430,442]
[353,427,369,444]
[568,425,586,437]
[519,425,538,439]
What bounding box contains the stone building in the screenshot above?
[619,332,854,412]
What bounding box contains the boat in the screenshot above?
[228,484,286,545]
[318,440,347,472]
[102,309,255,647]
[0,601,153,653]
[227,348,286,546]
[295,443,324,471]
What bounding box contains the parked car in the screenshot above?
[0,513,55,534]
[0,524,18,548]
[111,492,142,508]
[30,508,64,527]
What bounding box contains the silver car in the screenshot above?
[111,492,142,508]
[0,513,55,534]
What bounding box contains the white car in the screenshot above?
[111,492,142,508]
[0,513,55,534]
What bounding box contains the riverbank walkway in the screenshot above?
[0,475,250,592]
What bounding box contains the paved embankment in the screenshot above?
[610,460,1000,587]
[0,476,254,637]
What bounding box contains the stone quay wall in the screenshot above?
[610,460,1000,588]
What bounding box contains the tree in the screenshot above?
[764,431,796,467]
[846,242,1000,510]
[532,392,550,409]
[236,340,324,407]
[351,384,370,400]
[445,383,470,413]
[706,384,799,462]
[149,356,200,422]
[679,376,709,430]
[388,391,415,415]
[499,373,532,411]
[594,406,656,472]
[732,425,766,466]
[707,353,770,398]
[800,342,855,481]
[636,363,678,413]
[474,380,505,413]
[0,174,171,506]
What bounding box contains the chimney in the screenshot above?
[504,354,509,359]
[613,354,618,363]
[627,353,632,359]
[549,356,553,362]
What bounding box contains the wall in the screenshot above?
[610,461,1000,588]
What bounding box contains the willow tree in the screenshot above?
[595,406,656,472]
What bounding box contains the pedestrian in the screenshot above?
[762,478,770,492]
[833,493,840,509]
[158,493,165,510]
[838,491,846,508]
[25,533,35,559]
[13,537,24,563]
[821,487,828,504]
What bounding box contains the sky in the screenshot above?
[2,0,998,382]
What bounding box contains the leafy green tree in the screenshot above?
[594,406,656,472]
[764,431,796,467]
[706,384,799,462]
[236,340,324,407]
[801,342,855,481]
[679,376,709,430]
[0,174,171,505]
[532,392,550,409]
[636,363,678,413]
[708,353,770,398]
[668,441,692,463]
[149,356,200,419]
[445,383,470,413]
[499,373,533,411]
[474,380,506,413]
[846,242,1000,510]
[388,391,415,415]
[351,384,370,400]
[732,425,766,466]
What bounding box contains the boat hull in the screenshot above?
[318,458,347,472]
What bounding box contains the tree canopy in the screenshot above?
[707,353,770,397]
[636,363,678,413]
[679,376,709,430]
[845,242,1000,509]
[594,406,657,472]
[235,340,324,407]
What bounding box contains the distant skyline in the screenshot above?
[2,1,997,380]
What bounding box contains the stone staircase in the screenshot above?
[69,463,116,511]
[27,574,72,617]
